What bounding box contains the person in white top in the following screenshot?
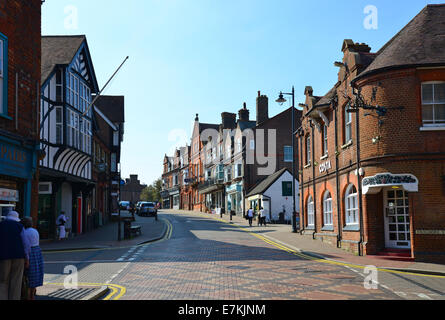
[56,212,68,240]
[259,207,267,227]
[247,208,254,227]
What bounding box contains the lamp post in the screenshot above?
[276,87,298,233]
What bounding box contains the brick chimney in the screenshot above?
[238,103,250,122]
[221,112,237,129]
[256,91,269,126]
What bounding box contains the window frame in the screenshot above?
[344,103,353,144]
[284,146,293,163]
[345,184,359,226]
[322,125,328,156]
[305,135,311,166]
[421,81,445,127]
[307,196,315,228]
[323,191,333,227]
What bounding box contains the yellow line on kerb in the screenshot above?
[43,282,126,300]
[211,216,445,280]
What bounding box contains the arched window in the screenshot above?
[345,184,359,225]
[307,196,314,227]
[323,191,333,226]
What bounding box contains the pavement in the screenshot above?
[37,213,167,300]
[164,209,445,277]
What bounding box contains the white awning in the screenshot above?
[362,173,419,195]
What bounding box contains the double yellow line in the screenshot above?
[43,282,126,300]
[212,216,445,280]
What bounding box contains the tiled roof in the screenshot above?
[355,4,445,81]
[94,96,125,123]
[41,35,86,83]
[246,168,290,197]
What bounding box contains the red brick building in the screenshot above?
[0,1,41,223]
[299,5,445,261]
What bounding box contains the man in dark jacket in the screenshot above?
[0,211,30,300]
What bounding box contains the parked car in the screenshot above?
[119,201,131,211]
[139,202,158,220]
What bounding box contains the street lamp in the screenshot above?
[276,87,298,233]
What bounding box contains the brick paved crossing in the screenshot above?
[112,212,397,300]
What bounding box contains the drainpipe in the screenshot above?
[298,127,305,234]
[354,92,365,257]
[333,97,342,248]
[311,120,317,240]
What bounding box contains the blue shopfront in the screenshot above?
[0,135,37,220]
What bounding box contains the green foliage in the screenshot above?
[140,178,162,202]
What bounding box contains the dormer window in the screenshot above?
[422,82,445,127]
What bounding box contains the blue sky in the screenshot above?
[42,0,442,185]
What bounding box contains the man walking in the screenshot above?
[247,208,254,227]
[0,211,30,300]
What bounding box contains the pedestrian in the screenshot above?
[0,211,30,300]
[56,212,68,241]
[260,207,267,227]
[22,217,44,301]
[247,208,254,227]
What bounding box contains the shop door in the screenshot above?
[38,195,54,240]
[384,189,411,249]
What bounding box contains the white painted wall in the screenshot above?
[263,171,300,222]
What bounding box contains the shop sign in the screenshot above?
[0,141,33,179]
[319,160,332,174]
[0,188,19,202]
[363,173,419,194]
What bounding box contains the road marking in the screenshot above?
[198,213,445,280]
[43,282,126,301]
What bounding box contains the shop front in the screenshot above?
[363,173,418,251]
[0,136,37,220]
[225,182,243,216]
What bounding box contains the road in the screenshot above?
[42,211,445,300]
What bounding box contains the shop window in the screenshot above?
[307,196,314,227]
[422,82,445,126]
[323,191,333,226]
[345,184,359,226]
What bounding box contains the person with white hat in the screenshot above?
[0,211,31,300]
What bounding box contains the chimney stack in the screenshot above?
[221,112,237,129]
[256,91,269,126]
[238,102,250,122]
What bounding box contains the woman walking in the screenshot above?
[22,217,44,300]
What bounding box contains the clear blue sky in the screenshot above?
[42,0,442,186]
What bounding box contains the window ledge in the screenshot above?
[343,224,360,232]
[341,141,353,150]
[420,126,445,131]
[322,226,334,232]
[304,164,311,169]
[306,226,315,230]
[320,154,328,161]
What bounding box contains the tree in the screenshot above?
[140,178,163,202]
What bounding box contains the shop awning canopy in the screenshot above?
[362,173,419,195]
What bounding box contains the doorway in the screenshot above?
[384,189,411,249]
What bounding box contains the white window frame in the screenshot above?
[55,107,63,144]
[307,196,314,227]
[323,191,333,226]
[323,125,328,156]
[345,104,353,143]
[421,82,445,127]
[345,184,359,226]
[306,136,311,165]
